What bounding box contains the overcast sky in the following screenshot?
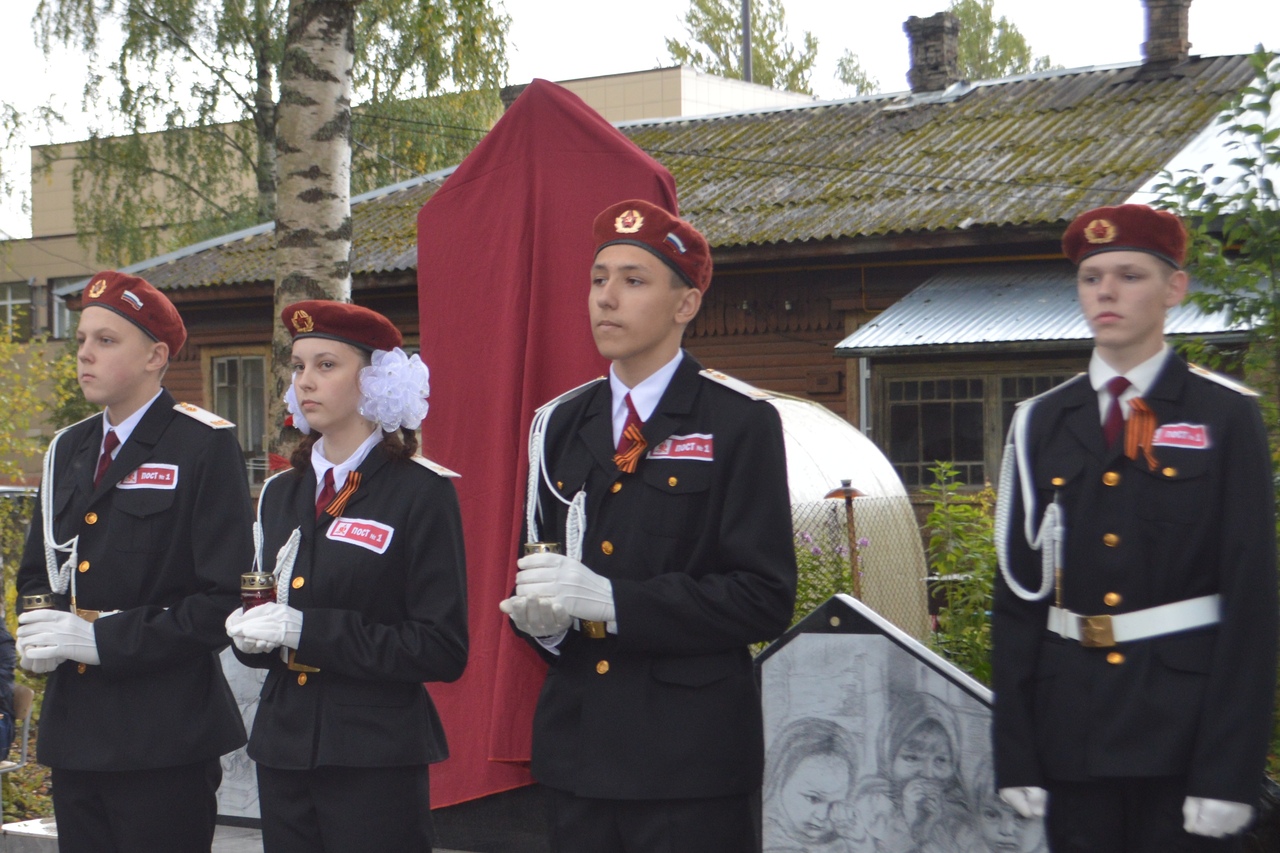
[2,0,1277,238]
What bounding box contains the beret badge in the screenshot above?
[614,210,644,234]
[292,309,315,334]
[87,279,107,299]
[1085,219,1118,245]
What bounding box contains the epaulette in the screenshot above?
[1188,364,1260,397]
[535,377,606,413]
[173,402,236,429]
[698,368,775,401]
[413,456,460,478]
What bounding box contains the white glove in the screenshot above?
[17,609,101,667]
[19,654,59,674]
[225,603,303,653]
[515,552,615,623]
[499,595,573,638]
[1183,796,1254,837]
[999,786,1048,819]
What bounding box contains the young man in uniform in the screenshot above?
[500,199,798,852]
[992,204,1277,852]
[16,271,251,853]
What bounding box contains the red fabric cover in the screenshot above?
[281,299,403,352]
[594,198,713,291]
[1062,203,1188,268]
[80,271,187,355]
[416,79,679,807]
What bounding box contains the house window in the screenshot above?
[212,355,267,485]
[882,367,1079,488]
[0,281,32,340]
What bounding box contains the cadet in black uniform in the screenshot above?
[16,271,251,853]
[500,199,797,852]
[225,300,467,853]
[992,205,1278,852]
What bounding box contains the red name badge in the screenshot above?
[117,463,179,489]
[1152,423,1211,449]
[647,433,714,461]
[326,518,395,554]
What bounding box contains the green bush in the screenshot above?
[922,462,995,686]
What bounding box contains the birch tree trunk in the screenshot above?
[269,0,358,456]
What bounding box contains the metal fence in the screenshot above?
[790,495,932,641]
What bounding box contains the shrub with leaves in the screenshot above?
[922,462,996,685]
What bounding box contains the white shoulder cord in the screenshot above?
[526,403,588,563]
[41,428,78,595]
[994,399,1061,602]
[253,470,302,607]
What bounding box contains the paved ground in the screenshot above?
[2,821,474,852]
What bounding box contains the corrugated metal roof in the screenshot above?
[94,55,1255,292]
[834,265,1248,357]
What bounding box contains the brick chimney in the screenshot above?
[904,12,961,93]
[1142,0,1192,64]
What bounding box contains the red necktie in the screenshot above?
[1103,376,1131,448]
[613,393,647,474]
[93,429,119,488]
[315,468,336,518]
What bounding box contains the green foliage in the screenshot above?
[922,462,995,685]
[47,336,99,431]
[31,0,510,266]
[949,0,1052,81]
[835,51,879,97]
[791,528,855,624]
[666,0,818,95]
[1157,49,1280,428]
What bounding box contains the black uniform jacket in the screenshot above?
[16,390,251,771]
[992,356,1278,805]
[235,445,468,770]
[526,352,797,800]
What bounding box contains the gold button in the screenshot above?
[77,663,87,674]
[1162,467,1178,478]
[78,561,90,573]
[596,660,609,675]
[1102,472,1120,486]
[1106,652,1125,665]
[297,673,308,686]
[1051,477,1065,487]
[1104,592,1122,607]
[601,541,614,555]
[557,481,563,490]
[610,482,622,494]
[84,512,98,524]
[291,577,305,589]
[1103,533,1120,547]
[668,476,678,487]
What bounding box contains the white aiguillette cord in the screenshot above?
[994,398,1060,602]
[41,428,77,595]
[526,403,586,563]
[251,470,302,663]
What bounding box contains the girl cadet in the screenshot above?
[225,301,467,853]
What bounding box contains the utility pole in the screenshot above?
[741,0,752,83]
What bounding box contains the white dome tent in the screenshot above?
[766,393,931,640]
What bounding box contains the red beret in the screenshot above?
[81,271,187,356]
[282,300,402,352]
[593,199,713,292]
[1062,204,1187,269]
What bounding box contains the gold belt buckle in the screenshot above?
[1079,615,1116,648]
[580,621,607,639]
[286,649,321,673]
